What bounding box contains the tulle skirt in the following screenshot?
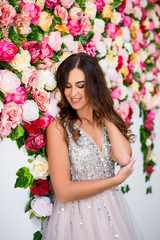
[43,187,144,240]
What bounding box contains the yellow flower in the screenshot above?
[10,49,31,72]
[85,2,97,19]
[119,65,129,78]
[102,4,113,19]
[36,0,45,9]
[111,12,122,25]
[38,11,53,32]
[130,25,137,38]
[130,53,137,64]
[55,24,69,33]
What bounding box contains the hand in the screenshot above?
[116,157,136,184]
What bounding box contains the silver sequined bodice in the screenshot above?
[65,121,115,182]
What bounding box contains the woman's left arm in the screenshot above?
[103,119,132,167]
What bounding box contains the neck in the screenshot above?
[76,105,94,123]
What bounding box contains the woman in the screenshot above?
[44,53,143,239]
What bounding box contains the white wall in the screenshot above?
[0,107,160,240]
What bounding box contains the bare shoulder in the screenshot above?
[46,119,65,139]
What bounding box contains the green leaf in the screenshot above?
[27,92,33,100]
[26,149,40,156]
[146,2,155,10]
[16,131,29,149]
[8,27,25,49]
[133,72,140,79]
[0,91,5,103]
[156,44,160,49]
[85,31,94,42]
[7,126,24,141]
[8,0,18,7]
[52,16,62,25]
[0,28,2,40]
[77,34,87,45]
[145,62,155,71]
[102,32,108,38]
[139,103,146,111]
[12,69,22,79]
[0,62,12,70]
[145,175,150,182]
[61,43,67,49]
[51,54,59,62]
[27,26,44,42]
[110,0,121,8]
[47,24,55,33]
[14,167,33,189]
[76,0,85,7]
[146,186,152,194]
[30,211,35,219]
[28,159,33,163]
[25,197,34,213]
[33,231,42,240]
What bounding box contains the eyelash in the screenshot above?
[65,84,85,89]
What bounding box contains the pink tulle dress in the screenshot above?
[43,122,144,240]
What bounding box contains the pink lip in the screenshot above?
[71,98,81,103]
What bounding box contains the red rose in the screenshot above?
[147,166,154,175]
[23,120,41,134]
[30,179,52,196]
[116,56,123,71]
[25,132,46,151]
[144,120,154,132]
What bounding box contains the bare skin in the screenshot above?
[46,68,135,203]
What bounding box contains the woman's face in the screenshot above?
[64,68,89,111]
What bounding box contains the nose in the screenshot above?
[70,86,77,97]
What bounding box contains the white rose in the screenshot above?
[0,100,4,113]
[149,152,157,163]
[93,18,105,33]
[133,7,142,20]
[119,85,128,100]
[129,80,139,92]
[62,34,75,52]
[105,53,118,67]
[146,138,152,146]
[105,66,118,82]
[151,95,160,108]
[143,19,150,29]
[10,49,31,72]
[85,2,97,19]
[124,43,133,54]
[152,15,160,29]
[117,73,123,86]
[140,0,147,8]
[34,70,57,91]
[102,37,112,51]
[111,11,122,25]
[22,100,39,122]
[146,72,154,81]
[114,36,123,50]
[122,27,131,43]
[96,41,106,58]
[138,49,148,62]
[29,155,49,180]
[47,98,59,118]
[98,59,108,74]
[144,82,154,92]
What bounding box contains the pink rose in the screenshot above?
[153,67,158,75]
[124,0,132,15]
[60,0,75,9]
[62,35,74,52]
[54,5,68,24]
[149,132,156,140]
[5,86,28,104]
[67,20,82,37]
[0,41,18,62]
[81,16,92,36]
[110,88,121,100]
[1,102,22,128]
[144,120,154,131]
[0,70,21,95]
[147,111,155,121]
[140,62,146,70]
[45,0,59,9]
[48,32,62,52]
[147,43,156,55]
[69,7,83,21]
[0,121,12,138]
[149,22,155,31]
[95,0,105,13]
[146,165,154,175]
[39,114,53,129]
[32,90,50,112]
[21,67,37,91]
[92,30,102,45]
[133,41,142,53]
[133,0,140,6]
[84,41,96,57]
[0,1,16,28]
[155,33,160,44]
[25,132,46,151]
[106,23,117,39]
[72,41,84,54]
[123,16,132,27]
[22,3,41,24]
[22,41,53,64]
[31,197,53,217]
[22,100,39,122]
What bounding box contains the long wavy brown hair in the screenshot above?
[56,53,135,144]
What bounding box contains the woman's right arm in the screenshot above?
[46,120,135,203]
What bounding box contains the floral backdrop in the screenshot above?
[0,0,160,239]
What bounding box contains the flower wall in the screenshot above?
[0,0,160,238]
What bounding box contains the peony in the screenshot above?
[48,31,62,52]
[10,49,31,72]
[31,196,53,217]
[72,41,84,54]
[22,2,41,24]
[67,20,82,37]
[62,34,74,52]
[5,86,28,105]
[0,1,16,28]
[38,11,53,32]
[45,0,59,9]
[39,114,53,129]
[60,0,75,8]
[47,98,59,118]
[81,16,92,36]
[0,41,18,62]
[106,22,117,39]
[29,155,49,179]
[95,0,105,13]
[110,87,121,100]
[123,16,132,27]
[91,30,102,45]
[93,18,105,33]
[147,111,155,121]
[54,5,68,24]
[21,66,37,90]
[85,1,97,19]
[84,41,96,57]
[22,100,39,122]
[144,120,154,131]
[0,70,21,96]
[0,121,12,138]
[69,7,83,21]
[25,132,46,151]
[1,102,23,128]
[33,70,57,91]
[31,90,50,111]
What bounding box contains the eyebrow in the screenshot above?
[66,81,85,84]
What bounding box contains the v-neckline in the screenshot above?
[74,121,104,154]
